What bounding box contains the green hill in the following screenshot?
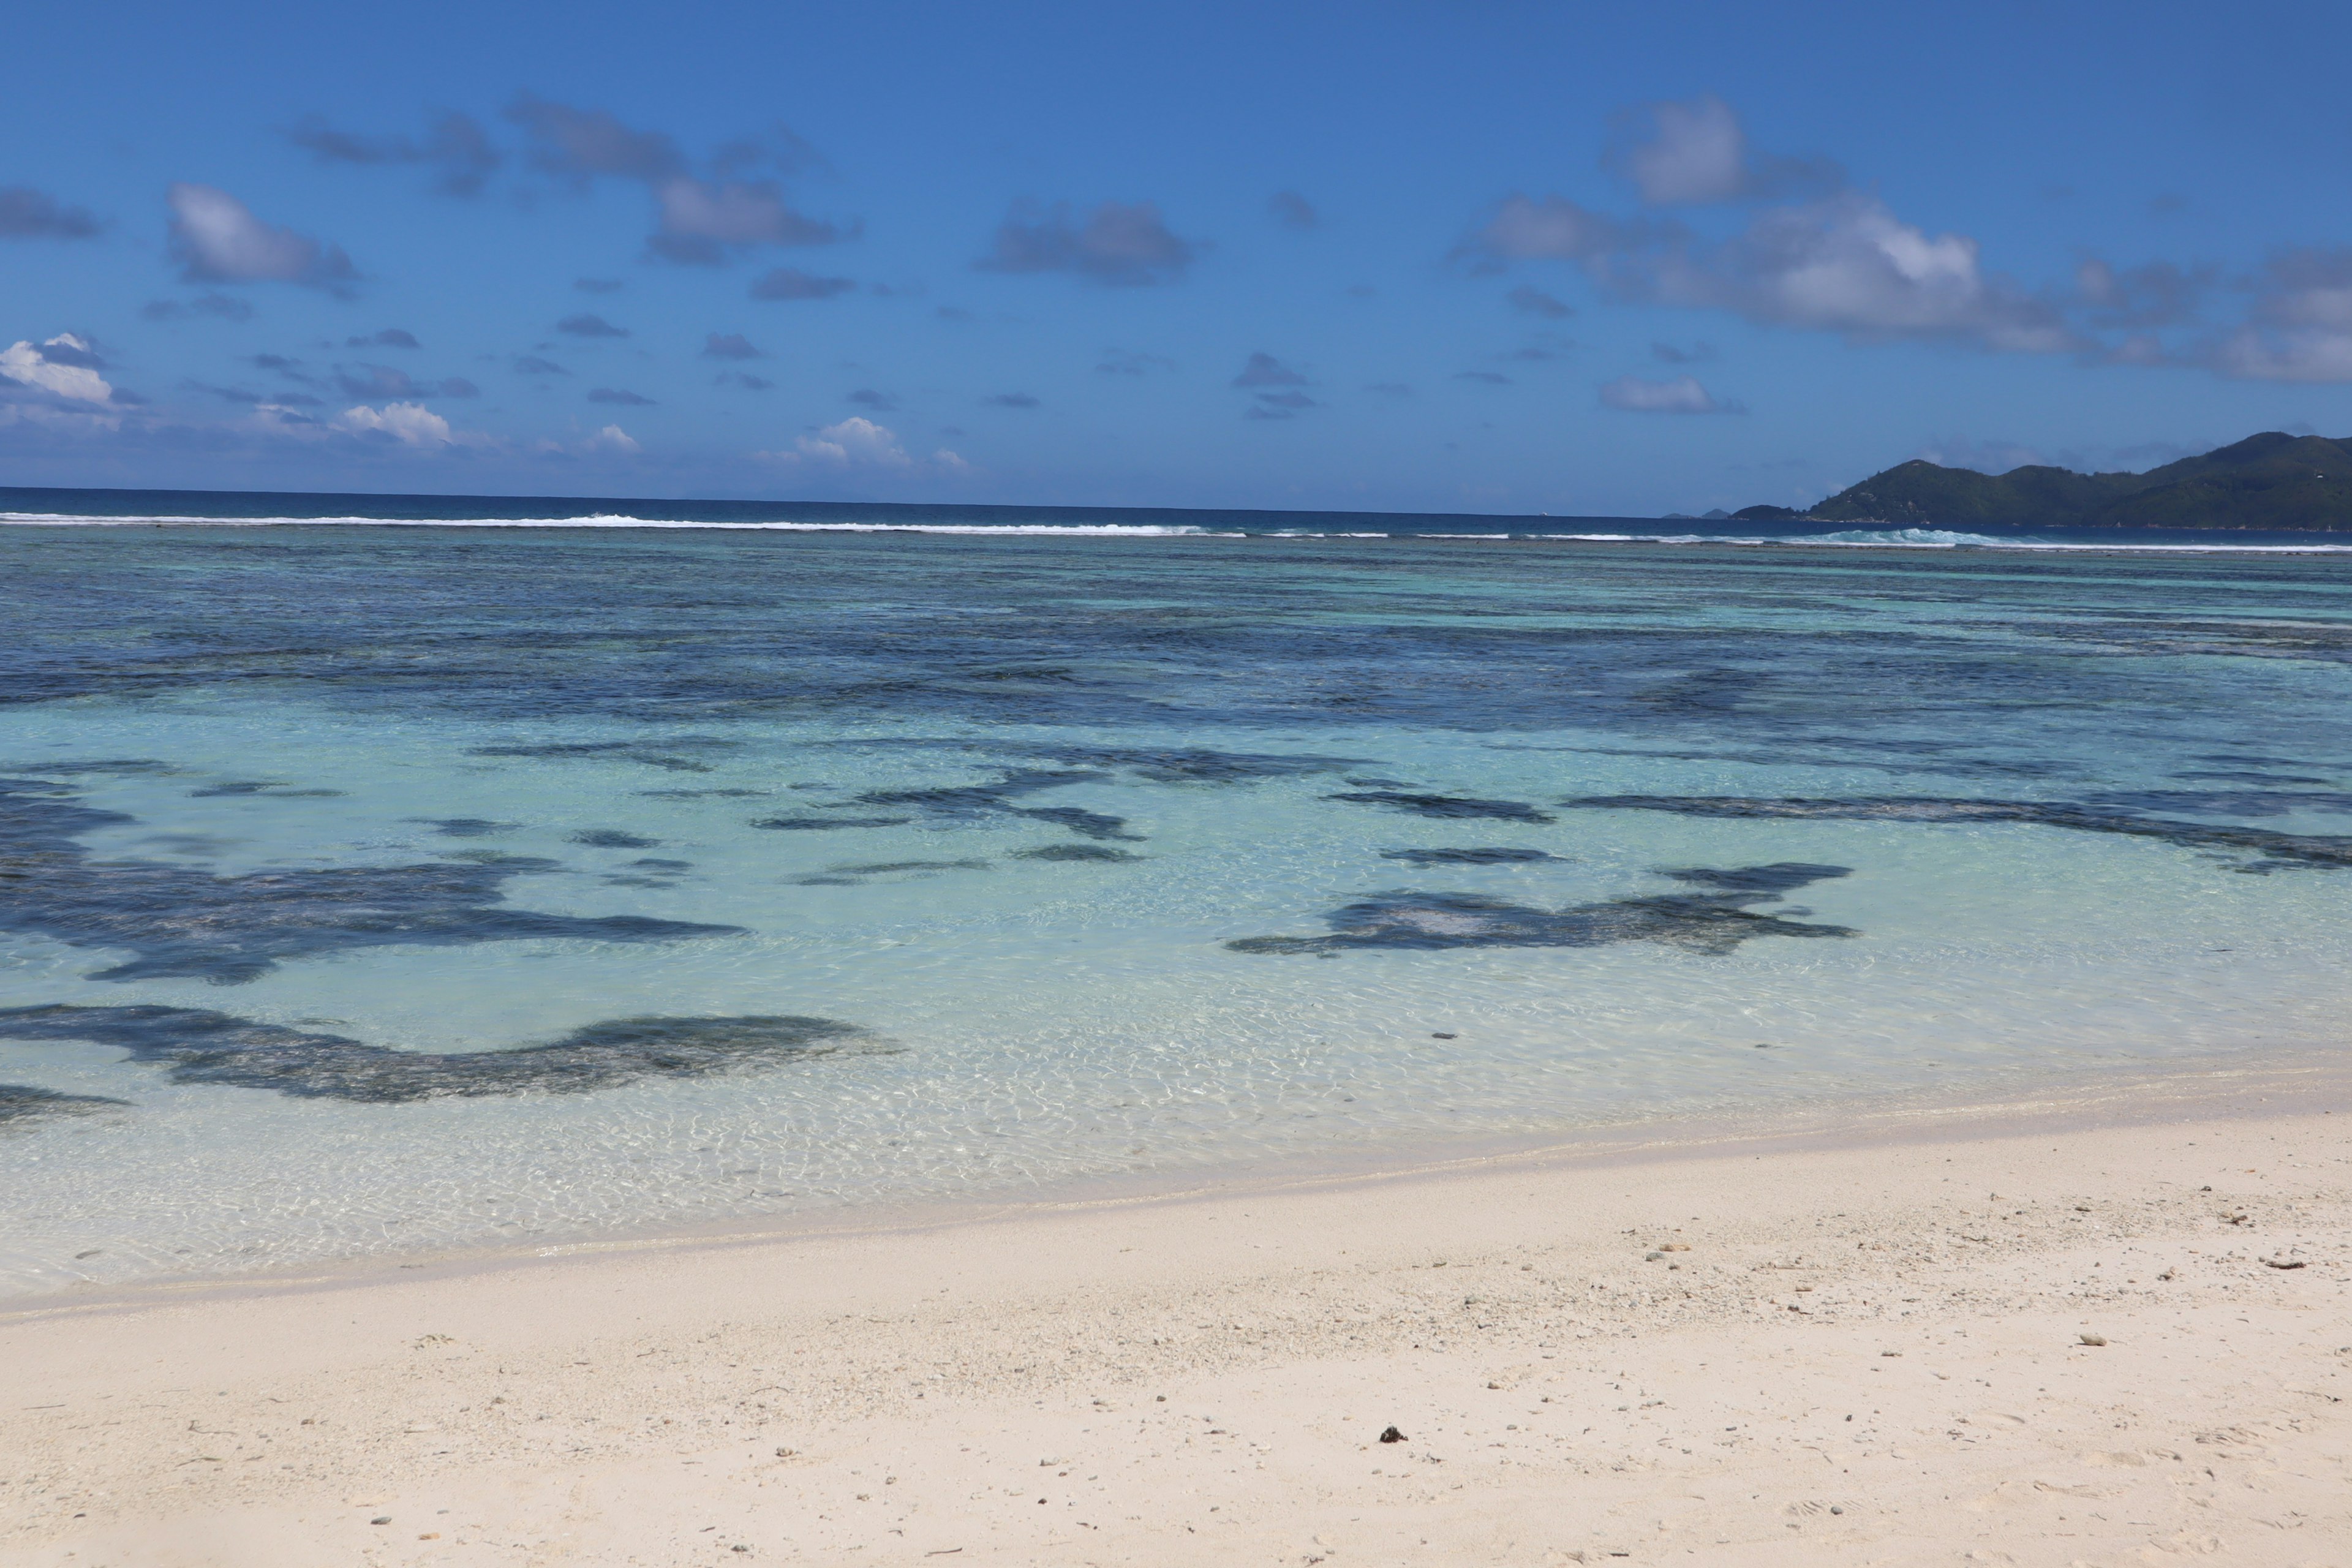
[1733,432,2352,530]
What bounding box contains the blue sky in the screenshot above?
[5,0,2351,514]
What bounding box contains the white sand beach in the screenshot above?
[3,1069,2346,1567]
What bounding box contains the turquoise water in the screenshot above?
[2,516,2348,1294]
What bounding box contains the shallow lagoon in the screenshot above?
[2,523,2348,1293]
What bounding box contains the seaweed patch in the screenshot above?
[413,817,514,838]
[1226,862,1852,957]
[790,859,990,885]
[751,814,914,831]
[471,738,741,773]
[1325,790,1556,824]
[1559,794,2352,872]
[188,780,345,798]
[0,1006,878,1103]
[1012,844,1143,862]
[1379,846,1566,865]
[0,778,744,985]
[571,828,662,848]
[0,1084,130,1126]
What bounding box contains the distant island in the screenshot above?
[1729,431,2352,531]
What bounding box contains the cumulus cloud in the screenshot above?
[750,266,853,300]
[0,186,101,239]
[0,333,119,405]
[757,415,963,472]
[506,96,846,264]
[2206,248,2352,382]
[1465,195,1629,265]
[1607,94,1839,206]
[1507,284,1573,318]
[1268,189,1317,230]
[1599,373,1743,413]
[286,111,502,197]
[168,184,356,287]
[702,333,764,359]
[650,178,846,262]
[334,401,454,445]
[514,355,570,376]
[556,313,628,337]
[590,424,640,454]
[979,200,1200,286]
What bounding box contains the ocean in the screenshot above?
[3,488,2349,1296]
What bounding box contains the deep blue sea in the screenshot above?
[4,487,2350,1295]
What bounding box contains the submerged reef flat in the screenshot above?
[1560,794,2352,872]
[0,1006,879,1103]
[1227,862,1852,957]
[0,778,745,984]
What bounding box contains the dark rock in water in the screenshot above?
[1558,794,2352,872]
[413,817,514,838]
[1227,863,1853,957]
[0,778,744,985]
[1379,1426,1406,1444]
[571,828,660,849]
[0,1006,880,1103]
[1013,843,1142,862]
[0,1084,130,1125]
[1381,847,1563,866]
[1325,791,1555,824]
[751,814,914,831]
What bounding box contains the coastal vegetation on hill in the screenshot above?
[1733,431,2352,530]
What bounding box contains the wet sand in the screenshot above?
[2,1073,2346,1566]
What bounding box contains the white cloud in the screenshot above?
[652,178,842,262]
[756,416,963,472]
[2207,249,2352,382]
[1471,195,1626,263]
[590,424,640,453]
[1628,193,2071,351]
[0,333,116,404]
[1623,96,1747,205]
[168,183,355,286]
[1598,374,1741,413]
[334,401,453,445]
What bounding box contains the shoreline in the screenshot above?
[4,1061,2346,1566]
[9,1044,2343,1321]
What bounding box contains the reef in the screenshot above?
[1226,862,1852,957]
[0,1084,130,1126]
[1559,794,2352,872]
[0,1006,878,1103]
[0,777,744,984]
[1379,847,1565,865]
[1325,790,1556,824]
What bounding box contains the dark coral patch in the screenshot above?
[1013,844,1142,862]
[0,1084,130,1125]
[1380,847,1564,866]
[1227,863,1852,957]
[1559,794,2352,872]
[1325,790,1555,824]
[0,1006,878,1103]
[0,778,742,985]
